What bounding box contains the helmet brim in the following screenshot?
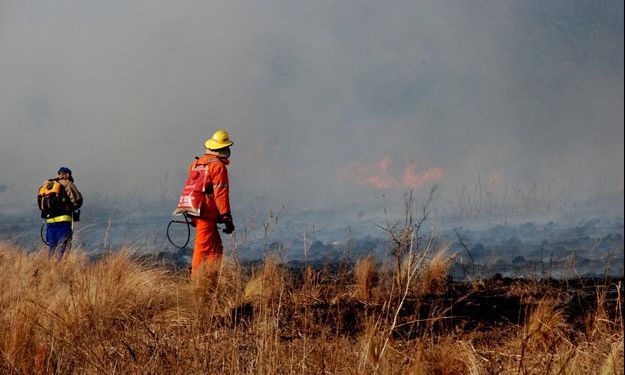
[205,139,233,150]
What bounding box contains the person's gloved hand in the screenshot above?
[219,213,235,234]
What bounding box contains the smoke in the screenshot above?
[0,0,622,215]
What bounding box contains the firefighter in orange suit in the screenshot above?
[189,130,235,276]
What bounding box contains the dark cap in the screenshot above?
[58,167,72,175]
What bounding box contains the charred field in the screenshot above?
[1,193,624,373]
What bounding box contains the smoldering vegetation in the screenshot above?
[1,186,622,279]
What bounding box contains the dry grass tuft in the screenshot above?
[304,265,316,287]
[189,257,245,322]
[523,298,566,351]
[358,318,385,370]
[418,244,455,294]
[600,337,624,375]
[243,256,285,307]
[409,338,480,375]
[354,255,376,300]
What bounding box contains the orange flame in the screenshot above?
[339,157,443,190]
[338,156,398,189]
[402,161,444,189]
[488,172,504,186]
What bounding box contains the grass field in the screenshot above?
[0,242,623,374]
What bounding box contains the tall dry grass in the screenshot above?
[354,255,376,301]
[0,243,177,373]
[0,241,623,374]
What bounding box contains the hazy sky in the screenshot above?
[1,1,623,211]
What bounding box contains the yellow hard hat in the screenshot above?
[204,129,233,150]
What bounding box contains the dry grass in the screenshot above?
[408,338,480,375]
[0,241,623,374]
[417,244,455,295]
[243,255,285,307]
[354,255,376,301]
[523,298,567,351]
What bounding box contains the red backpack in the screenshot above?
[174,158,217,217]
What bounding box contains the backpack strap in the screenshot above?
[191,156,220,168]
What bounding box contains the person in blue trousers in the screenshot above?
[44,167,83,259]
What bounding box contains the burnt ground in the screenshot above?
[229,274,624,340]
[128,253,623,340]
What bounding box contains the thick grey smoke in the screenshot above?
[1,1,623,214]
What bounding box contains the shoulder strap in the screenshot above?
[192,157,220,168]
[41,177,58,185]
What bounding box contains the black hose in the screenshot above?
[166,212,191,249]
[40,222,50,247]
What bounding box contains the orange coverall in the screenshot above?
[188,154,231,275]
